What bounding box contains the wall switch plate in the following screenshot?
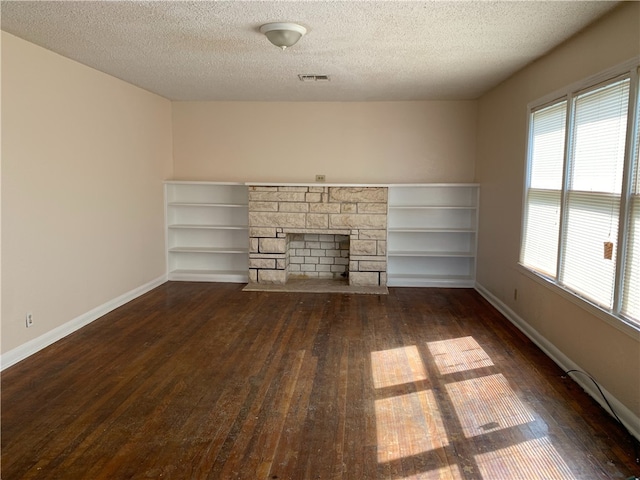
[26,313,34,328]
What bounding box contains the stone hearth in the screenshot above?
[247,185,388,287]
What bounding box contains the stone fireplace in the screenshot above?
[247,185,388,287]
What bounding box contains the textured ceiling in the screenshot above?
[1,1,619,101]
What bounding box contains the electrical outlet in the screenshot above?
[315,174,326,182]
[26,313,34,328]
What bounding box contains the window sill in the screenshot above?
[517,264,640,341]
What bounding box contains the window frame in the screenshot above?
[519,58,640,339]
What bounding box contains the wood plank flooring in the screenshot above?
[2,282,638,479]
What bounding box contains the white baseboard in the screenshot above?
[1,274,167,371]
[475,282,640,442]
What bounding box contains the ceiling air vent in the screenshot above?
[298,74,331,82]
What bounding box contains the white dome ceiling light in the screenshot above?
[259,22,307,50]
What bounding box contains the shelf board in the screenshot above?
[388,227,476,233]
[388,205,476,210]
[168,269,248,283]
[386,273,475,288]
[388,250,475,258]
[169,247,249,254]
[168,202,248,208]
[168,224,249,230]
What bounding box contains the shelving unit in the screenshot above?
[165,182,249,282]
[387,184,479,287]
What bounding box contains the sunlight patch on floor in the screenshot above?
[445,373,535,438]
[475,437,576,479]
[371,346,428,389]
[375,390,448,463]
[426,336,494,375]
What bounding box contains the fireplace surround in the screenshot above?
[247,185,388,287]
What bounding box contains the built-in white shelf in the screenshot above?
[387,184,479,288]
[164,181,478,287]
[165,182,249,283]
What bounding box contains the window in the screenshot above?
[521,62,640,330]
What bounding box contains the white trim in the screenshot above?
[474,282,640,442]
[1,274,167,371]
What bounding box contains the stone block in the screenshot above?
[329,214,387,230]
[277,259,286,269]
[249,237,259,253]
[289,256,305,264]
[279,202,309,213]
[331,264,347,273]
[306,242,321,249]
[319,234,336,242]
[289,240,305,249]
[349,271,380,286]
[319,257,335,265]
[250,227,277,238]
[307,214,329,229]
[249,212,306,228]
[305,193,322,203]
[351,239,377,255]
[359,260,387,272]
[379,272,387,286]
[308,186,326,193]
[358,202,387,214]
[309,203,341,214]
[248,201,278,212]
[295,249,311,256]
[258,269,287,284]
[289,264,301,272]
[341,203,357,213]
[259,237,287,253]
[249,191,307,202]
[301,264,317,272]
[250,186,278,192]
[310,249,325,257]
[359,229,387,240]
[377,240,387,256]
[320,242,336,249]
[305,256,319,264]
[350,261,359,272]
[329,187,387,203]
[335,257,349,265]
[278,186,309,192]
[316,264,331,272]
[250,258,276,269]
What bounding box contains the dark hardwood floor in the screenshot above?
[2,282,638,479]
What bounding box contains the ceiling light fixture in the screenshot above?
[259,22,307,50]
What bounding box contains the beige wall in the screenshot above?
[476,3,640,419]
[1,32,173,354]
[172,101,477,184]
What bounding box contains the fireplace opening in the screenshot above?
[287,234,349,282]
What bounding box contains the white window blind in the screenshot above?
[560,79,630,309]
[521,102,566,277]
[521,63,640,330]
[622,83,640,324]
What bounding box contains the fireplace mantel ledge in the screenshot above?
[244,182,479,187]
[245,182,387,188]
